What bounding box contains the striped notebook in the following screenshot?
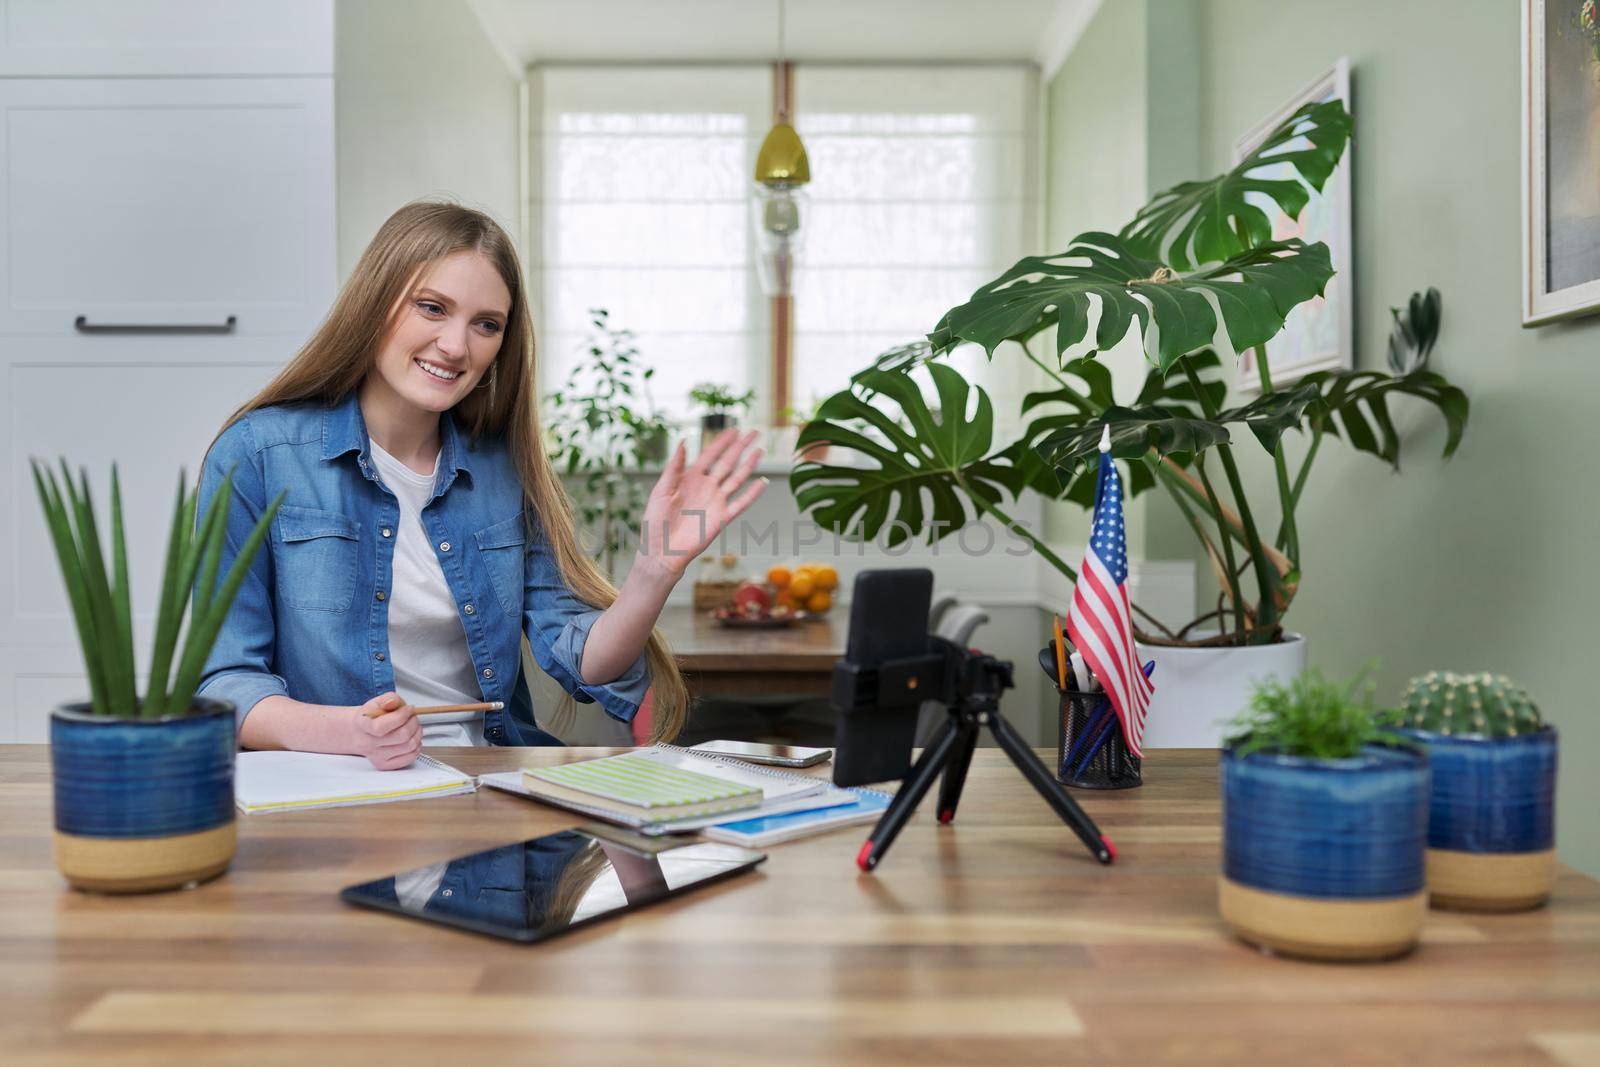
[522,750,764,824]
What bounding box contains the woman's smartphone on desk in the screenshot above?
[688,740,832,768]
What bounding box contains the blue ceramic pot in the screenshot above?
[1217,745,1430,960]
[50,699,237,893]
[1396,726,1558,911]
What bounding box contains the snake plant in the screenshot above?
[792,100,1470,647]
[32,459,283,718]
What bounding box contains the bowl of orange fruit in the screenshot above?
[709,561,840,627]
[768,561,838,618]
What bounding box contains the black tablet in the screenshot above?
[340,829,766,943]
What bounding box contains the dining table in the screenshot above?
[656,604,843,700]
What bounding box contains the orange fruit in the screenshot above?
[815,565,838,591]
[805,590,832,613]
[774,589,797,609]
[766,565,791,588]
[788,574,815,599]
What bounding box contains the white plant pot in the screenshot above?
[1134,632,1307,748]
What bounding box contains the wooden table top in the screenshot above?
[2,745,1597,1067]
[657,604,842,672]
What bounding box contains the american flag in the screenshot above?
[1065,448,1154,757]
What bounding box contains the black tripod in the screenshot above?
[851,642,1116,872]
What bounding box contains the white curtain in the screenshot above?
[792,64,1039,423]
[527,63,1038,429]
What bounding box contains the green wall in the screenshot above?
[1048,0,1600,876]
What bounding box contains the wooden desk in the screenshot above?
[657,604,842,698]
[1,746,1597,1066]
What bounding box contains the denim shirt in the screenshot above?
[195,392,649,745]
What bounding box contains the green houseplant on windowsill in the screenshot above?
[689,382,755,445]
[34,460,282,893]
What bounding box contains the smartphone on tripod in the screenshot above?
[830,569,933,788]
[828,567,1114,871]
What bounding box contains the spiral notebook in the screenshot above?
[480,744,834,832]
[235,752,476,814]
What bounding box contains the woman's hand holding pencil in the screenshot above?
[351,692,422,771]
[349,694,507,771]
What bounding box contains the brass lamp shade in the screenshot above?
[754,122,810,185]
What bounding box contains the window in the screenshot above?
[527,64,1038,429]
[793,65,1038,422]
[527,66,770,426]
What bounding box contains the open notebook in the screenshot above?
[235,752,476,814]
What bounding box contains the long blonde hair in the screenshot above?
[217,200,687,741]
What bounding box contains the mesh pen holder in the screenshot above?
[1056,678,1142,790]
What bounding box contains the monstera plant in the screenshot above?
[793,101,1468,647]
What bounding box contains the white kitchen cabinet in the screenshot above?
[0,76,334,339]
[0,5,336,739]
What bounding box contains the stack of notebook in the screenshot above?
[479,745,843,832]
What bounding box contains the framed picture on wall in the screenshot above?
[1233,58,1354,392]
[1523,0,1600,325]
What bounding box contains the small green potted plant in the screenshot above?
[689,382,754,445]
[1396,671,1557,912]
[34,460,282,893]
[1218,668,1429,961]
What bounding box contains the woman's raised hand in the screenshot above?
[350,691,421,770]
[639,430,767,578]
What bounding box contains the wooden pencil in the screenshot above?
[1052,614,1069,692]
[363,701,504,719]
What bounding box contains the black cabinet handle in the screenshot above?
[74,315,237,335]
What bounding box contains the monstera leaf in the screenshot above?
[1041,364,1465,482]
[1039,369,1322,480]
[1300,369,1468,468]
[1002,357,1119,502]
[792,363,1029,547]
[928,234,1333,373]
[1133,347,1227,414]
[1004,350,1231,506]
[1121,100,1353,270]
[1041,405,1234,479]
[1217,382,1326,453]
[853,339,937,378]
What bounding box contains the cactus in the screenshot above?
[1399,671,1543,738]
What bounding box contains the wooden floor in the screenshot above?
[1,746,1597,1066]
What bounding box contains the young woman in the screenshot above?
[197,201,765,767]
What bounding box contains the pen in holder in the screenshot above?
[1037,643,1143,790]
[1056,675,1142,791]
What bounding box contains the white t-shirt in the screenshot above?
[369,440,486,746]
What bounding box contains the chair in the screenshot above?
[913,598,990,745]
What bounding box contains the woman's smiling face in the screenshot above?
[368,250,512,416]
